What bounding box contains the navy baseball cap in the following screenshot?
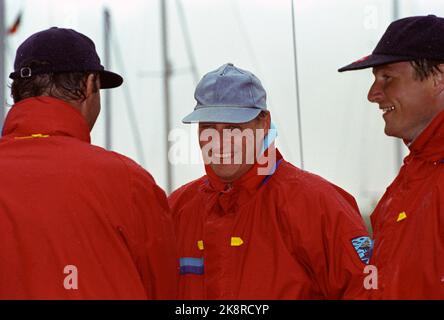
[182,63,267,124]
[9,27,123,89]
[339,15,444,72]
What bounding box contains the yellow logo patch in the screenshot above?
[230,237,244,247]
[397,212,407,222]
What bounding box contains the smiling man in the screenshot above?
[169,63,371,299]
[339,15,444,299]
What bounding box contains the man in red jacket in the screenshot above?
[339,15,444,299]
[169,63,371,299]
[0,27,177,299]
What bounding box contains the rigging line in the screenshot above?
[138,66,197,78]
[229,0,261,73]
[291,0,304,170]
[175,0,199,85]
[110,22,147,167]
[393,0,404,169]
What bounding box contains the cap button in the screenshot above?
[227,63,234,66]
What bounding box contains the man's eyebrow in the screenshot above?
[372,65,394,75]
[372,66,384,74]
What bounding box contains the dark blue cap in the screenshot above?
[9,27,123,89]
[339,15,444,72]
[183,63,267,124]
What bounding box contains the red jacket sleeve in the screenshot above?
[121,157,178,299]
[282,178,371,299]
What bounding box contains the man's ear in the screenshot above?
[85,73,99,98]
[432,64,444,96]
[77,73,101,131]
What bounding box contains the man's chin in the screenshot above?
[211,164,245,182]
[384,127,400,139]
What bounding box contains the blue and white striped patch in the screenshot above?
[179,257,204,275]
[351,236,373,265]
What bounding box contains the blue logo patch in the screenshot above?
[179,257,204,275]
[351,236,373,264]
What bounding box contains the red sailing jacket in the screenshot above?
[0,97,177,299]
[169,149,371,299]
[371,109,444,299]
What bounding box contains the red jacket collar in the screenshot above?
[2,97,91,143]
[406,108,444,162]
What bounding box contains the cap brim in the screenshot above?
[338,54,415,72]
[182,106,262,124]
[99,70,123,89]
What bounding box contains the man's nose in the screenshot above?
[367,81,384,103]
[220,130,234,151]
[207,126,230,151]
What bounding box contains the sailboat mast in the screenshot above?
[161,0,173,194]
[291,0,304,170]
[104,8,112,149]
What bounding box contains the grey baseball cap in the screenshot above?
[182,63,267,124]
